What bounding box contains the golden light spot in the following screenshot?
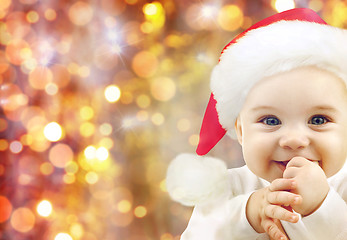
[159,180,167,192]
[96,147,109,161]
[150,77,176,101]
[40,162,54,175]
[10,207,35,233]
[274,0,295,12]
[26,11,39,23]
[140,21,154,34]
[80,106,94,120]
[54,233,73,240]
[45,83,58,95]
[63,173,75,184]
[134,206,147,218]
[104,85,121,103]
[118,200,132,213]
[143,3,158,16]
[0,195,12,223]
[136,110,148,122]
[177,118,191,132]
[217,5,243,31]
[99,137,113,150]
[161,233,173,240]
[136,94,151,109]
[65,161,78,174]
[85,171,99,184]
[28,66,53,90]
[132,51,158,78]
[151,112,165,126]
[0,139,8,151]
[9,141,23,154]
[36,200,53,217]
[68,1,93,26]
[79,122,95,137]
[49,143,74,168]
[189,134,199,146]
[44,8,57,21]
[44,122,63,142]
[70,223,84,239]
[20,134,33,146]
[99,123,112,136]
[0,0,11,11]
[84,145,96,159]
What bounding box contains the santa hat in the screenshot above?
[198,7,347,155]
[167,8,347,206]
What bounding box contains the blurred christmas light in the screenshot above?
[117,200,131,214]
[134,206,147,218]
[274,0,295,12]
[84,145,96,159]
[96,146,109,161]
[218,4,244,31]
[68,1,93,26]
[99,123,113,136]
[36,200,53,217]
[54,233,73,240]
[85,171,99,184]
[10,207,36,233]
[44,122,63,142]
[49,143,73,168]
[201,4,219,19]
[9,140,23,154]
[0,196,12,223]
[70,223,84,239]
[104,85,121,103]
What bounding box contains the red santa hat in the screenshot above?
[197,8,347,155]
[167,8,347,206]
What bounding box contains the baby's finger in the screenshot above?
[269,178,296,191]
[264,205,299,223]
[261,219,287,240]
[267,191,302,206]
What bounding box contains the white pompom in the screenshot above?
[166,153,230,206]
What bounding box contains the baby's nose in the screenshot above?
[279,131,310,150]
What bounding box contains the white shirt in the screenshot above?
[181,161,347,240]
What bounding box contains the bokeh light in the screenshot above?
[0,196,12,223]
[36,200,53,217]
[104,85,121,103]
[10,208,36,233]
[1,1,343,239]
[44,122,63,142]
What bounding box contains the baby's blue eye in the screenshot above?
[309,115,329,125]
[261,116,281,126]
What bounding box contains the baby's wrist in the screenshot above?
[246,190,264,233]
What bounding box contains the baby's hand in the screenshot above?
[246,179,302,240]
[283,157,330,216]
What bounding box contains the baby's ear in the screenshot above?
[234,116,243,145]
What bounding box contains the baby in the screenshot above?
[167,8,347,240]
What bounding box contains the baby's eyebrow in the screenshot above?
[312,105,338,112]
[250,106,277,112]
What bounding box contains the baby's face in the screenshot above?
[235,66,347,182]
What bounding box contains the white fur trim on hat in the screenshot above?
[166,154,230,206]
[211,20,347,138]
